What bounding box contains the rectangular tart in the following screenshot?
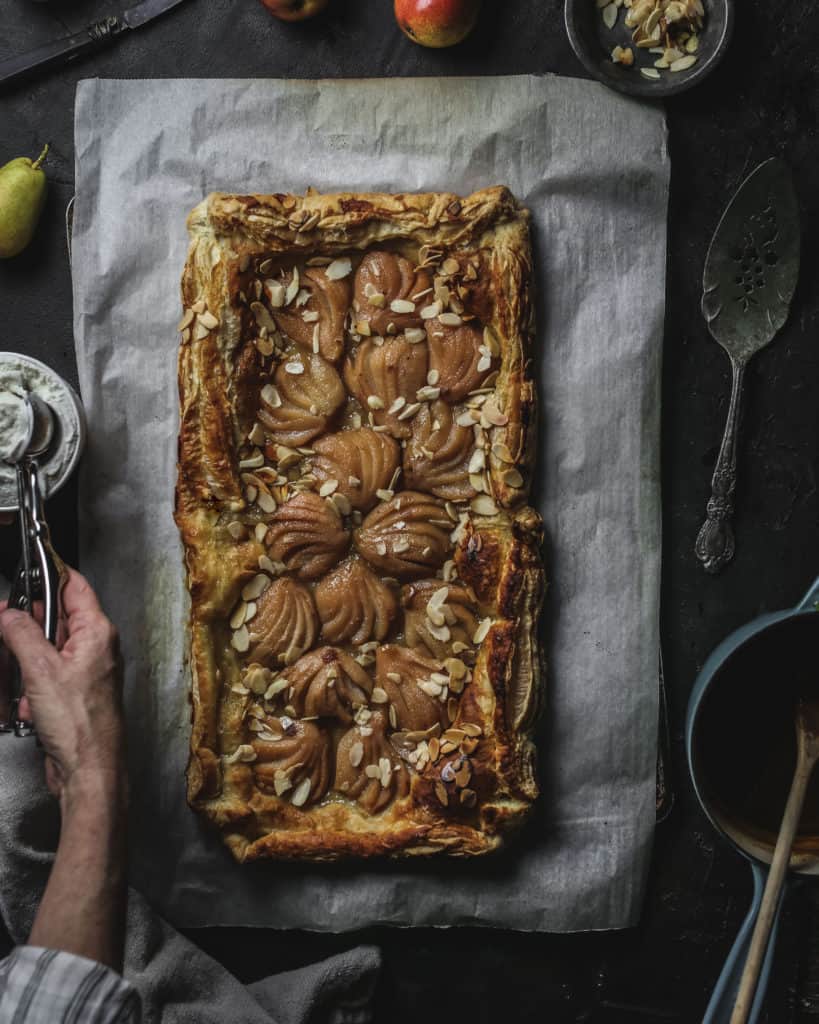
[175,186,544,861]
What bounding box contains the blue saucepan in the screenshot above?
[687,575,819,1023]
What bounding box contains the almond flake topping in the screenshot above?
[258,554,279,574]
[242,574,271,602]
[397,402,421,421]
[325,257,352,280]
[468,449,486,474]
[265,280,286,307]
[349,741,364,767]
[416,385,441,402]
[265,677,289,700]
[274,772,292,796]
[225,744,256,764]
[231,625,250,652]
[290,777,312,807]
[473,617,492,645]
[390,298,416,314]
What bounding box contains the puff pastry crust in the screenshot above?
[175,186,544,862]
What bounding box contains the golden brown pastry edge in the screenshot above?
[175,185,545,862]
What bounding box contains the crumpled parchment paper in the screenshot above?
[71,75,667,932]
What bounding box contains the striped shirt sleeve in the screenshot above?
[0,947,141,1024]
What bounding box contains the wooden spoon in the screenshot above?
[730,697,819,1024]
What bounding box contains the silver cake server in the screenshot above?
[695,158,800,574]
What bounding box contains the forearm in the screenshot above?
[29,768,128,972]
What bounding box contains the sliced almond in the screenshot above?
[231,625,250,653]
[325,257,352,280]
[284,267,300,305]
[224,743,256,764]
[416,385,441,402]
[670,54,698,71]
[437,312,462,327]
[178,309,195,331]
[397,402,421,421]
[230,603,248,630]
[261,383,281,409]
[290,777,312,807]
[242,574,271,602]
[473,617,492,645]
[227,521,246,541]
[470,495,498,516]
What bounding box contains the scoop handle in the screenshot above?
[702,861,783,1024]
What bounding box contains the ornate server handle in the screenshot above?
[695,356,746,574]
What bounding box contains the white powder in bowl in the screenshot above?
[0,354,86,511]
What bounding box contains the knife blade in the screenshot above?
[0,0,190,91]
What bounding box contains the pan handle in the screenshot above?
[702,861,783,1023]
[796,576,819,612]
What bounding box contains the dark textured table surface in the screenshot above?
[2,1,819,1021]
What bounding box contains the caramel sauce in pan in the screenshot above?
[694,613,819,856]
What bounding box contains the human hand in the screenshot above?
[0,569,124,805]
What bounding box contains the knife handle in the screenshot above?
[695,356,746,574]
[0,17,125,90]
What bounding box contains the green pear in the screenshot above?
[0,144,49,259]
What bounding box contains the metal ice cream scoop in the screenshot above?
[1,393,64,737]
[695,158,800,574]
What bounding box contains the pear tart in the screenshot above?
[176,186,544,862]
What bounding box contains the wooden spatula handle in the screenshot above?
[730,741,817,1024]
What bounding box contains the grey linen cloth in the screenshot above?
[0,740,381,1024]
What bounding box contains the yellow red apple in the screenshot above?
[258,0,329,21]
[394,0,480,48]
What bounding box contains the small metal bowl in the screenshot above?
[564,0,734,99]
